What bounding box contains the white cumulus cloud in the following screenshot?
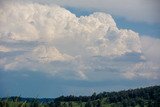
[0,2,159,80]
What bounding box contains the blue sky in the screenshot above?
[0,0,160,98]
[1,68,159,98]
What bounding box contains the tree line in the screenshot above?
[0,85,160,107]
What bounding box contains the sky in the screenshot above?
[0,0,160,98]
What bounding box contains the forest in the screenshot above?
[0,85,160,107]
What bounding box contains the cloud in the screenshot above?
[122,36,160,80]
[123,62,160,79]
[0,46,11,52]
[141,36,160,63]
[0,2,159,80]
[8,0,160,24]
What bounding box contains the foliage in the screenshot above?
[0,85,160,107]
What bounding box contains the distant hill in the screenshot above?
[1,85,160,107]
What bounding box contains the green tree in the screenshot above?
[85,100,92,107]
[68,102,73,107]
[48,102,55,107]
[55,101,61,107]
[62,102,67,107]
[97,100,102,107]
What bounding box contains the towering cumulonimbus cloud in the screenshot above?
[0,3,141,55]
[1,2,158,80]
